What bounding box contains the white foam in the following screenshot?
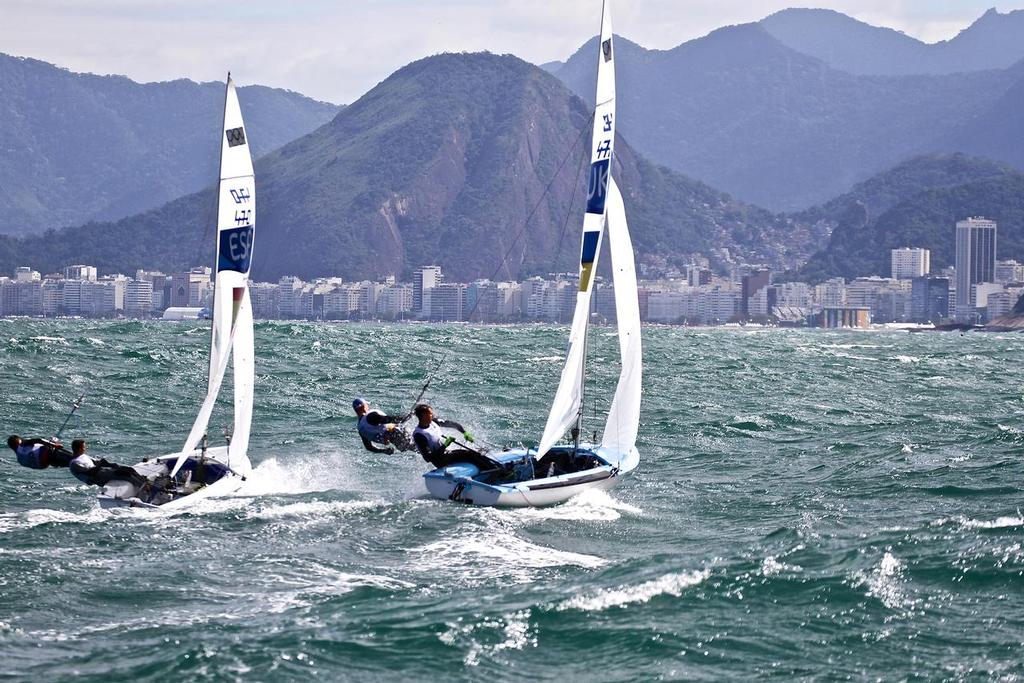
[28,335,68,345]
[246,499,382,521]
[557,569,710,612]
[261,570,415,614]
[440,610,536,667]
[761,556,801,576]
[240,457,349,496]
[854,552,915,611]
[894,355,921,363]
[514,488,642,522]
[957,514,1024,530]
[0,507,109,534]
[413,532,605,582]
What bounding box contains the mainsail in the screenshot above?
[538,0,617,457]
[172,74,256,476]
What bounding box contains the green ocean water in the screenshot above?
[1,319,1023,681]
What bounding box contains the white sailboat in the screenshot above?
[99,74,257,509]
[423,0,641,507]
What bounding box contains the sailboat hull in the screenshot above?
[97,446,250,510]
[422,444,638,508]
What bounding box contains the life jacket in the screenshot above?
[15,443,49,469]
[358,410,392,443]
[413,421,445,457]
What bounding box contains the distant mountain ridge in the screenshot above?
[761,8,1024,76]
[549,25,1017,211]
[0,53,340,235]
[0,53,816,282]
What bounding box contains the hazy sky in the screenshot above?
[2,1,1023,104]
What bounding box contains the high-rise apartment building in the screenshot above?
[955,217,997,321]
[910,277,950,324]
[424,282,465,322]
[64,265,97,282]
[413,266,442,313]
[891,248,930,280]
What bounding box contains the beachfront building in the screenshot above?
[891,248,930,280]
[413,266,442,314]
[955,217,997,322]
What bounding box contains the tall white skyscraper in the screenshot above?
[891,248,930,280]
[955,217,997,321]
[413,265,442,313]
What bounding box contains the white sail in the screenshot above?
[601,177,641,455]
[538,0,617,457]
[228,288,254,472]
[172,74,256,477]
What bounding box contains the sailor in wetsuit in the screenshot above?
[68,439,148,488]
[6,434,73,470]
[411,404,500,472]
[353,398,413,454]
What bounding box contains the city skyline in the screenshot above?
[6,224,1024,328]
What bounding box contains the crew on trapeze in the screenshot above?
[6,435,73,469]
[352,398,414,454]
[411,404,505,473]
[8,434,146,488]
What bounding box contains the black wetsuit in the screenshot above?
[69,455,147,487]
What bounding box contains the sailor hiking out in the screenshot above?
[68,440,148,488]
[7,435,73,470]
[411,404,505,473]
[352,398,413,454]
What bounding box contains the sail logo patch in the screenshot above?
[226,127,247,148]
[218,226,254,273]
[579,230,600,292]
[602,38,613,62]
[587,159,610,215]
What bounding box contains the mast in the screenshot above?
[171,73,256,477]
[206,73,231,392]
[537,0,616,457]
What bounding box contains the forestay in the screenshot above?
[172,75,256,477]
[538,0,618,458]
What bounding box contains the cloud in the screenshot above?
[2,0,1023,103]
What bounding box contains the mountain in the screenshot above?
[0,53,340,236]
[0,53,814,282]
[794,155,1024,282]
[549,25,1015,211]
[761,8,1024,76]
[939,62,1024,169]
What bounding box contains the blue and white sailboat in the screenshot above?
[424,0,642,507]
[99,74,257,509]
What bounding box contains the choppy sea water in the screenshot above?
[1,319,1023,681]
